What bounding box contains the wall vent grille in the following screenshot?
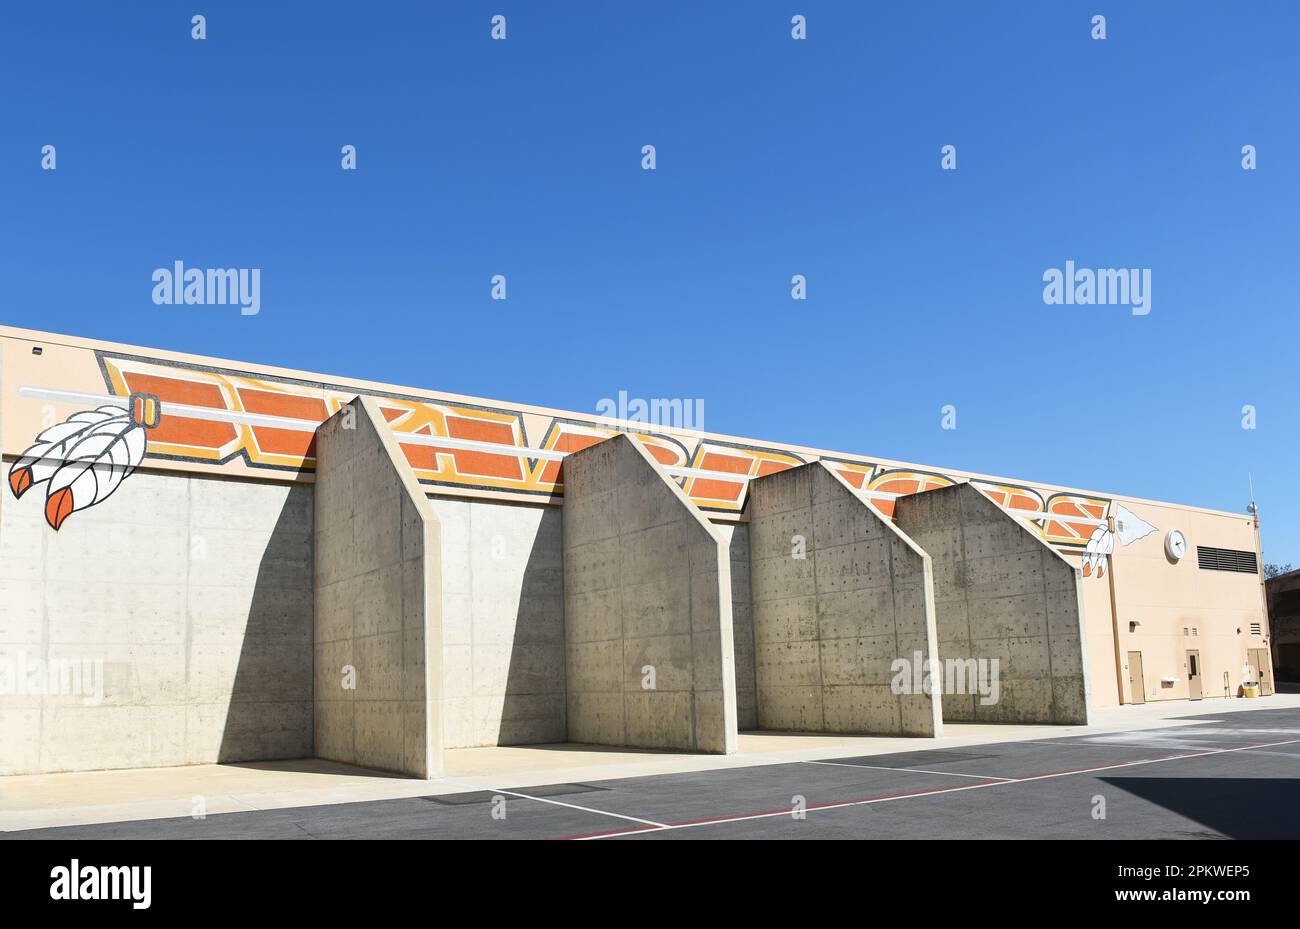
[1196,546,1258,574]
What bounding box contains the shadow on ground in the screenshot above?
[1099,777,1300,838]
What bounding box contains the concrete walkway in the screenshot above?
[4,694,1296,833]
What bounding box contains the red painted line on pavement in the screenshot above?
[550,736,1300,840]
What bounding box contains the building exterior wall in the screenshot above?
[430,496,566,748]
[0,325,1204,540]
[1074,566,1121,708]
[314,398,440,778]
[1267,569,1300,680]
[0,469,312,776]
[0,326,1279,775]
[562,435,738,753]
[1102,502,1270,702]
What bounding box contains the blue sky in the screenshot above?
[3,2,1297,564]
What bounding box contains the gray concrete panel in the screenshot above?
[313,397,442,777]
[894,482,1090,725]
[748,462,942,736]
[562,435,737,753]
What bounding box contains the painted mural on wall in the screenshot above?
[1080,503,1158,578]
[8,399,154,529]
[4,340,1125,561]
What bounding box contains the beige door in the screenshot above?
[1187,650,1203,700]
[1249,648,1274,696]
[1126,651,1146,704]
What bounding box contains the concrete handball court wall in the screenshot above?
[313,397,441,778]
[3,409,1121,778]
[430,494,752,748]
[1,327,1274,735]
[0,469,312,776]
[0,422,751,775]
[748,462,942,736]
[894,483,1090,725]
[562,434,738,753]
[430,497,566,748]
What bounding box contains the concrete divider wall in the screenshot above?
[562,434,738,753]
[429,497,566,747]
[894,482,1090,725]
[715,523,757,730]
[314,397,442,777]
[748,462,943,736]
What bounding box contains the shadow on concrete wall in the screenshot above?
[218,483,315,764]
[499,505,567,746]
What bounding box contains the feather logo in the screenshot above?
[1080,504,1159,578]
[8,393,158,530]
[1081,524,1115,578]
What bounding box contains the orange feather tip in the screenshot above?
[9,468,32,499]
[45,488,74,531]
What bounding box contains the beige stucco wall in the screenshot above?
[1070,560,1121,708]
[1104,503,1268,703]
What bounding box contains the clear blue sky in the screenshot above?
[3,2,1297,565]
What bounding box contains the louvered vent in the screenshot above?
[1250,623,1262,636]
[1196,546,1258,574]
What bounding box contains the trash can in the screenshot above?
[1243,683,1260,698]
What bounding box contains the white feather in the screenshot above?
[8,406,123,491]
[8,405,148,528]
[46,415,147,516]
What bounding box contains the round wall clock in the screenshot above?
[1165,529,1188,562]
